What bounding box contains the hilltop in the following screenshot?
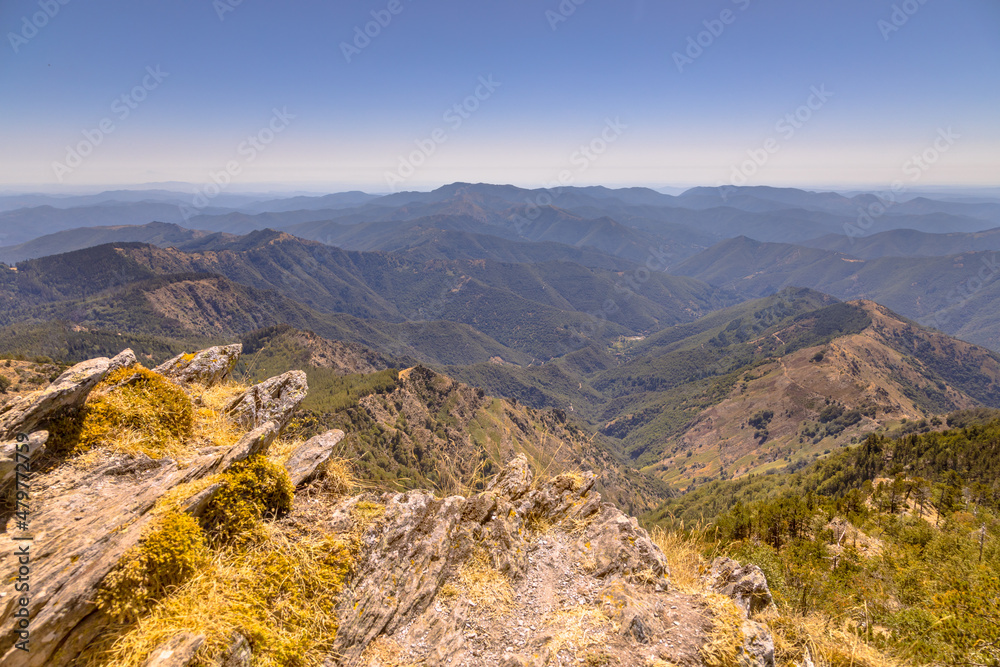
[0,344,777,666]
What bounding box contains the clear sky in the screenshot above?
[1,0,998,192]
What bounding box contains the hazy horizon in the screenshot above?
[3,1,998,191]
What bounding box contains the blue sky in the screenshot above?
[1,0,998,192]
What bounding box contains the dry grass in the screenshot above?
[453,546,514,612]
[650,525,709,595]
[80,524,353,667]
[762,609,902,667]
[75,366,194,461]
[318,457,358,496]
[700,593,747,667]
[357,636,420,667]
[541,606,616,662]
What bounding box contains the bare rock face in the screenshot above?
[225,371,307,432]
[154,344,242,387]
[332,458,674,666]
[108,348,138,374]
[284,429,345,487]
[484,452,532,500]
[0,356,112,440]
[214,421,280,473]
[709,556,774,616]
[0,431,48,496]
[710,557,776,667]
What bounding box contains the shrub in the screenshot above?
[202,455,295,544]
[0,375,10,393]
[97,512,208,622]
[76,366,194,458]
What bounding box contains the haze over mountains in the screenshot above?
[3,182,1000,495]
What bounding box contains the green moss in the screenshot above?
[97,512,208,622]
[202,455,295,544]
[75,366,194,457]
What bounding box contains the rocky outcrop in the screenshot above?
[709,557,776,667]
[0,346,777,667]
[284,429,345,487]
[0,356,112,440]
[332,457,675,666]
[154,344,242,387]
[710,557,774,616]
[0,348,277,667]
[214,421,279,473]
[225,370,307,431]
[0,449,220,666]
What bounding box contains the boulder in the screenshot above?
[284,429,345,487]
[225,371,307,432]
[155,344,242,387]
[741,619,776,667]
[108,348,138,373]
[709,557,774,616]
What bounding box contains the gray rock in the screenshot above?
[214,421,279,473]
[0,356,112,440]
[0,431,48,496]
[216,632,252,667]
[284,429,345,487]
[179,482,223,519]
[0,450,219,666]
[709,557,774,616]
[141,632,205,667]
[332,456,672,665]
[108,348,138,374]
[225,371,307,432]
[740,619,776,667]
[155,344,242,387]
[485,453,532,500]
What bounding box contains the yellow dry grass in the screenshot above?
[357,636,420,667]
[541,606,616,662]
[762,609,902,667]
[80,524,353,667]
[647,524,900,667]
[700,593,747,667]
[650,524,708,595]
[454,546,514,612]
